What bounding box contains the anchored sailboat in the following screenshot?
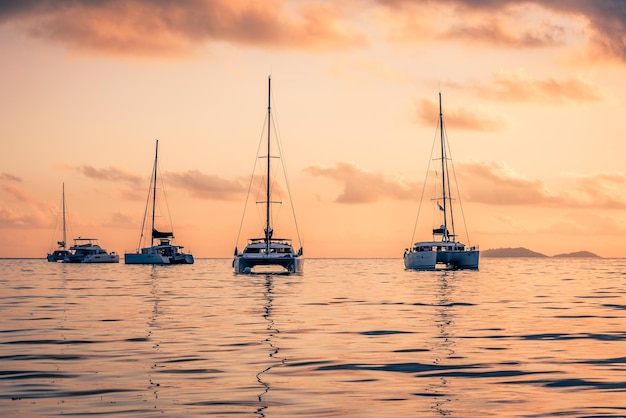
[124,140,194,265]
[403,93,479,270]
[233,77,303,274]
[47,183,71,262]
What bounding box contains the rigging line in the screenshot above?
[409,117,439,247]
[444,125,472,247]
[48,195,61,251]
[442,119,457,241]
[235,113,268,248]
[271,93,303,248]
[64,195,74,249]
[157,154,176,241]
[137,164,154,251]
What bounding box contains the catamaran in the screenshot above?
[233,77,303,274]
[124,140,194,265]
[403,93,479,270]
[64,237,119,263]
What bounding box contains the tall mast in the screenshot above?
[151,139,159,245]
[265,76,272,251]
[439,93,448,241]
[61,182,66,250]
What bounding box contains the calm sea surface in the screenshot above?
[1,258,626,417]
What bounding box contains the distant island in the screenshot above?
[552,251,600,258]
[482,247,600,258]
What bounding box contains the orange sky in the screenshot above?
[1,0,625,258]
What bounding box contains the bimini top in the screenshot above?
[243,239,295,253]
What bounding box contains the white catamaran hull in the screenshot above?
[125,251,194,265]
[404,250,437,270]
[65,254,119,263]
[234,255,303,274]
[404,248,479,270]
[436,250,479,269]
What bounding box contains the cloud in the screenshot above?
[4,0,626,64]
[544,0,626,63]
[0,172,22,182]
[0,0,365,56]
[414,97,506,131]
[539,211,626,236]
[457,161,626,209]
[566,171,626,210]
[165,170,247,201]
[474,71,604,104]
[101,211,136,228]
[441,15,566,48]
[375,0,626,63]
[75,164,143,186]
[0,183,36,203]
[304,162,419,204]
[73,164,250,201]
[0,206,46,228]
[457,161,567,206]
[374,0,570,48]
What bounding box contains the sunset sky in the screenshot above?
[1,0,626,259]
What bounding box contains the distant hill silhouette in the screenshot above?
[483,247,601,258]
[553,251,600,258]
[483,247,547,257]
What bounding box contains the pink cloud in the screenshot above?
[165,170,248,201]
[76,165,143,186]
[458,161,626,209]
[475,71,604,104]
[304,162,419,203]
[414,97,506,132]
[0,0,365,56]
[0,172,22,182]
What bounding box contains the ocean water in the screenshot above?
[1,258,626,417]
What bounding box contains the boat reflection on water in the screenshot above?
[255,274,284,416]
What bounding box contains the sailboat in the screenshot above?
[403,93,479,270]
[124,140,194,265]
[47,183,71,262]
[233,77,303,274]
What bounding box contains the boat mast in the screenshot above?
[151,140,159,246]
[265,76,272,253]
[439,93,448,242]
[61,182,66,250]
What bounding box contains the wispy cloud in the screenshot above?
[0,172,22,182]
[544,0,626,63]
[304,162,418,204]
[165,170,247,201]
[457,161,626,209]
[474,71,604,104]
[375,0,626,63]
[1,183,36,203]
[414,97,506,131]
[457,161,567,206]
[101,211,136,228]
[0,0,365,56]
[0,206,48,228]
[441,15,566,48]
[75,165,143,186]
[374,0,569,48]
